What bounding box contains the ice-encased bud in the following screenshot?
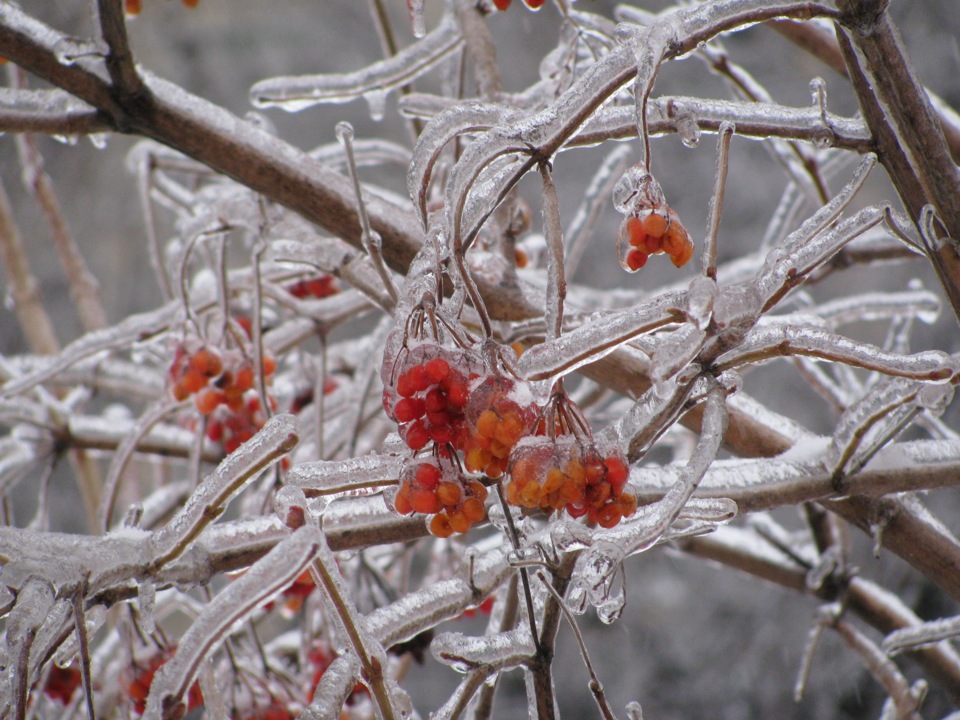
[275,485,309,528]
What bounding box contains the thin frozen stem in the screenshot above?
[539,162,566,343]
[703,121,734,280]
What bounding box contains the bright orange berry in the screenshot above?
[436,481,462,508]
[642,211,669,239]
[429,513,454,538]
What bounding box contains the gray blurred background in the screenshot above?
[3,1,960,718]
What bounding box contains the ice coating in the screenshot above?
[432,627,536,673]
[517,291,682,381]
[301,654,362,720]
[148,414,299,571]
[142,525,322,720]
[250,13,462,114]
[287,453,404,496]
[715,324,954,381]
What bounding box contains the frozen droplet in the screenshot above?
[275,485,309,527]
[596,587,625,624]
[626,701,644,720]
[364,90,388,122]
[549,518,594,552]
[918,383,954,416]
[52,134,79,146]
[612,165,646,213]
[676,113,700,148]
[809,76,827,108]
[54,36,107,66]
[138,578,156,634]
[812,129,833,150]
[88,133,109,150]
[308,495,331,517]
[335,121,355,144]
[687,275,716,330]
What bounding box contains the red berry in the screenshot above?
[402,420,431,450]
[626,249,648,271]
[414,463,442,489]
[425,357,450,383]
[394,397,426,423]
[494,0,511,9]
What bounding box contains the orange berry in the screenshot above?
[410,487,442,515]
[642,211,669,239]
[543,468,565,494]
[394,489,413,515]
[189,348,222,377]
[436,481,462,508]
[506,480,523,505]
[171,382,189,402]
[619,493,638,517]
[125,0,142,14]
[515,248,529,268]
[644,233,663,255]
[262,355,277,377]
[462,497,485,523]
[626,216,645,247]
[476,409,499,439]
[180,368,207,395]
[465,446,492,473]
[233,365,255,393]
[448,510,471,534]
[182,0,199,7]
[493,413,524,446]
[429,513,454,538]
[670,238,695,268]
[467,479,488,502]
[597,504,623,529]
[194,389,224,415]
[489,439,510,460]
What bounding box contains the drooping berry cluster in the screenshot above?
[462,376,538,479]
[286,273,339,300]
[383,345,480,451]
[619,207,694,271]
[493,0,546,10]
[507,435,636,528]
[393,459,488,538]
[125,647,203,716]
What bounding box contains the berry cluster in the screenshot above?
[462,376,537,478]
[168,343,279,455]
[619,207,694,271]
[393,459,488,538]
[286,273,339,300]
[125,647,203,715]
[507,436,637,528]
[383,345,480,451]
[493,0,546,10]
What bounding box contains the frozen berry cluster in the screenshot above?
[507,436,636,528]
[383,345,480,451]
[462,376,538,479]
[619,207,694,272]
[168,343,278,455]
[393,459,488,538]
